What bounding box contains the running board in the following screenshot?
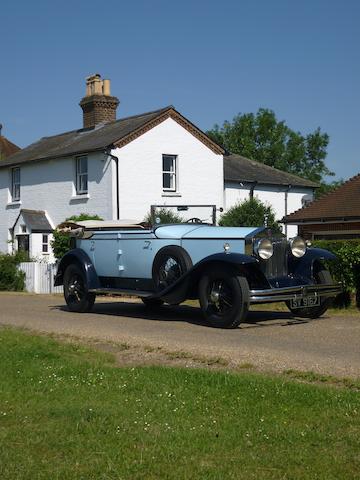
[88,288,154,298]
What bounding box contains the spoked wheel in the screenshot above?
[152,246,192,304]
[63,264,95,313]
[286,268,333,319]
[199,267,249,328]
[158,256,184,289]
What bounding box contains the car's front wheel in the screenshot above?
[63,264,95,313]
[286,268,333,319]
[199,267,249,328]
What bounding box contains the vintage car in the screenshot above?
[54,211,341,328]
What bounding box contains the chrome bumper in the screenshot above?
[250,283,342,304]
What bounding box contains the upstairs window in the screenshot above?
[11,167,21,201]
[42,234,49,253]
[76,156,88,195]
[162,154,177,191]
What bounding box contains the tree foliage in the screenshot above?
[207,108,333,184]
[144,208,184,225]
[219,197,282,233]
[314,179,344,199]
[51,213,103,260]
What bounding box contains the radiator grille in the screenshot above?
[262,238,288,279]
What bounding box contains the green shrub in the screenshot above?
[313,239,360,308]
[219,197,282,233]
[0,252,25,291]
[51,213,103,260]
[144,208,183,225]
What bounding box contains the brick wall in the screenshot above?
[80,95,119,128]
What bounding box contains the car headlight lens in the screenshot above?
[290,236,307,258]
[254,238,274,260]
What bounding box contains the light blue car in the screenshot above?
[55,212,341,328]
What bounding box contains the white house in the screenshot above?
[0,74,316,260]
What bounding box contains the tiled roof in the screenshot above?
[0,107,172,168]
[13,209,53,232]
[224,153,318,188]
[283,174,360,223]
[0,106,223,169]
[0,135,21,159]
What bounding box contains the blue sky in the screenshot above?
[2,0,359,180]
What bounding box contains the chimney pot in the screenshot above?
[103,79,111,96]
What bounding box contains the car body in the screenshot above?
[54,218,341,328]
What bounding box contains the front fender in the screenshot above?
[290,247,337,279]
[54,249,100,289]
[151,252,262,304]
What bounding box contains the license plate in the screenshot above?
[290,295,320,309]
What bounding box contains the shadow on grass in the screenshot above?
[51,299,322,330]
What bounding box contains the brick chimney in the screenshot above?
[79,74,119,128]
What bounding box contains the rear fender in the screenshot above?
[54,249,100,289]
[289,247,337,279]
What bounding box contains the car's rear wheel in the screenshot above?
[286,268,333,319]
[63,264,95,313]
[199,266,249,328]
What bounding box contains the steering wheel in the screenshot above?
[186,217,203,224]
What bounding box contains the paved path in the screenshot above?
[0,293,359,378]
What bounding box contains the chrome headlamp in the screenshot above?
[290,236,307,258]
[254,238,274,260]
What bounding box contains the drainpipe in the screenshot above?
[284,184,291,237]
[249,181,257,199]
[105,148,120,220]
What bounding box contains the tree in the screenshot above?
[207,108,334,184]
[144,208,183,225]
[51,213,103,260]
[314,179,344,199]
[219,197,282,233]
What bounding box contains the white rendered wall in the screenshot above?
[30,233,56,263]
[0,151,113,254]
[112,117,224,223]
[224,182,314,237]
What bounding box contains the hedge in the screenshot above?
[0,252,26,291]
[312,239,360,308]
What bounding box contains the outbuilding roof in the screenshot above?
[224,153,318,188]
[283,173,360,223]
[1,106,223,169]
[13,210,53,232]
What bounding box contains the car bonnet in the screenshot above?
[154,224,264,239]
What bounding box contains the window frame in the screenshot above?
[11,167,21,201]
[42,234,49,254]
[75,155,88,195]
[162,154,177,192]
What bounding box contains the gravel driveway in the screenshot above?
[0,293,359,378]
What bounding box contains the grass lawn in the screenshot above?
[0,328,359,479]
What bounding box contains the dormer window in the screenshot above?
[11,167,21,201]
[75,156,88,195]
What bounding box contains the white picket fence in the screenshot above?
[19,262,63,294]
